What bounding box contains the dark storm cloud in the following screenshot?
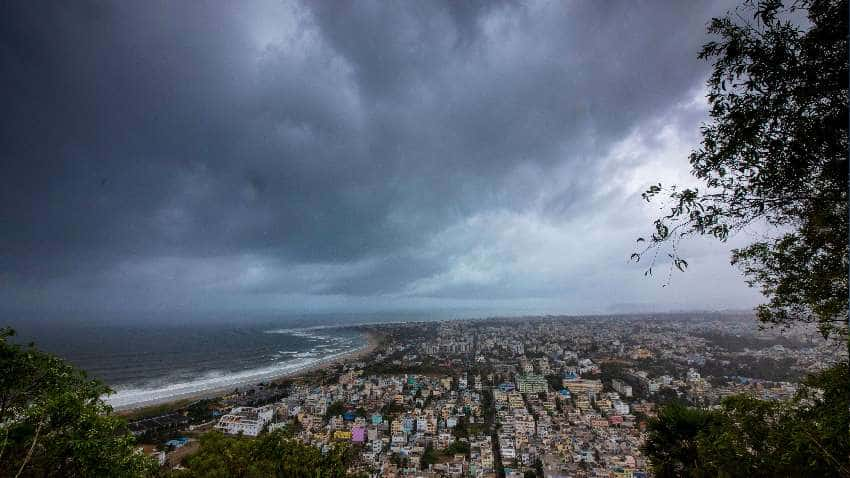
[0,0,760,315]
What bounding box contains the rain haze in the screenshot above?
[0,0,764,324]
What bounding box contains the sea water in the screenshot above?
[5,311,477,409]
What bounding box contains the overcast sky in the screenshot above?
[0,0,765,322]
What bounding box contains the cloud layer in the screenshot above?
[0,0,763,319]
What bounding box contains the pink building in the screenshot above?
[351,426,365,443]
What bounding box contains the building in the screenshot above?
[164,437,188,449]
[517,373,548,394]
[215,406,274,437]
[612,379,633,398]
[612,400,630,415]
[562,378,603,396]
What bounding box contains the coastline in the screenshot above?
[115,329,380,415]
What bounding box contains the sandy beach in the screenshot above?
[116,330,380,415]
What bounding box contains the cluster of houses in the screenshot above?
[146,314,833,477]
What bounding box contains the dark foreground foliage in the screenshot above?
[644,363,850,477]
[168,429,360,478]
[0,327,157,477]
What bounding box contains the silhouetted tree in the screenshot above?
[640,1,850,475]
[635,0,848,340]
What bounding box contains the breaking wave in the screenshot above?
[104,338,364,410]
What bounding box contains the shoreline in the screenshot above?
[115,330,380,415]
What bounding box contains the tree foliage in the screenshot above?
[444,439,470,457]
[171,429,352,478]
[640,1,849,475]
[643,363,850,477]
[635,0,848,339]
[421,444,438,468]
[642,403,716,477]
[0,327,157,477]
[185,399,217,423]
[325,400,346,420]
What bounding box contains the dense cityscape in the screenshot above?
[2,0,847,475]
[129,313,842,477]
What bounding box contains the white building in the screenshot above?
[517,373,547,394]
[687,368,701,382]
[215,406,274,437]
[613,400,630,416]
[611,379,633,398]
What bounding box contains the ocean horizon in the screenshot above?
[4,309,732,409]
[3,311,475,409]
